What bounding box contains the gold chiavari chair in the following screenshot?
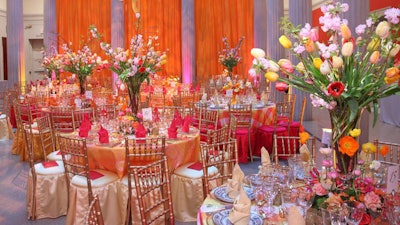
[58,135,122,225]
[74,107,95,129]
[49,106,76,133]
[122,136,166,225]
[95,104,117,121]
[373,140,400,164]
[170,126,229,222]
[273,134,316,165]
[25,116,68,220]
[149,91,166,108]
[85,195,105,225]
[228,103,253,163]
[36,115,60,161]
[133,156,174,225]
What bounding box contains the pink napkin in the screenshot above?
[100,109,108,117]
[98,125,109,144]
[188,162,203,171]
[174,109,183,126]
[153,107,160,122]
[89,171,104,180]
[79,114,92,137]
[182,115,191,133]
[168,120,178,139]
[135,123,147,138]
[42,161,59,168]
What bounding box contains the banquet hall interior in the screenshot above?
[0,0,400,225]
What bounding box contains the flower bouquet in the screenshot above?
[41,48,63,81]
[90,13,167,115]
[250,1,400,174]
[218,36,245,77]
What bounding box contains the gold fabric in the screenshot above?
[26,170,68,219]
[65,181,123,225]
[0,116,12,140]
[11,130,53,161]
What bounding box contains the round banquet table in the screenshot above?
[208,103,276,130]
[69,127,200,178]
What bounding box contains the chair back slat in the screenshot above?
[273,134,316,165]
[85,195,105,225]
[373,140,400,164]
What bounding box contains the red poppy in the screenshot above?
[327,81,345,97]
[275,82,289,92]
[139,67,146,73]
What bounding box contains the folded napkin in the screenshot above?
[287,206,305,225]
[261,147,271,165]
[78,114,92,137]
[168,120,178,139]
[98,125,109,144]
[173,109,183,126]
[299,144,311,162]
[228,187,251,225]
[153,107,160,122]
[181,115,191,133]
[226,164,245,199]
[135,123,147,138]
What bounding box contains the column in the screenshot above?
[289,0,312,121]
[266,0,284,99]
[43,0,57,54]
[342,0,370,147]
[7,0,24,87]
[253,0,267,90]
[111,0,125,90]
[181,0,195,84]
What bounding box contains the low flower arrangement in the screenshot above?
[310,136,391,224]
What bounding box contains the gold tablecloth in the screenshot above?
[11,129,53,161]
[0,115,13,141]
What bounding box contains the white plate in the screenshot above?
[212,209,263,225]
[213,186,254,203]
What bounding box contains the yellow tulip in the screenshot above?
[332,56,343,68]
[313,58,323,69]
[264,71,279,82]
[279,35,292,49]
[161,53,167,60]
[250,48,266,58]
[340,24,352,40]
[376,21,390,39]
[367,38,380,52]
[341,42,354,57]
[369,51,380,64]
[160,59,167,65]
[296,62,305,73]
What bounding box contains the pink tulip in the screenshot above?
[341,42,354,57]
[376,21,390,39]
[310,28,319,42]
[278,59,294,73]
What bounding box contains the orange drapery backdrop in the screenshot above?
[195,0,254,86]
[124,0,182,80]
[56,0,112,87]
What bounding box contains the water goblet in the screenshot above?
[329,207,347,225]
[247,174,265,217]
[344,205,365,225]
[280,188,298,216]
[296,187,315,219]
[262,177,279,217]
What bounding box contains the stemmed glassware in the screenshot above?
[296,187,315,219]
[344,205,365,225]
[247,174,265,217]
[262,177,279,217]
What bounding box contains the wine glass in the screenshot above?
[296,187,315,219]
[262,177,279,217]
[247,174,265,217]
[344,205,365,225]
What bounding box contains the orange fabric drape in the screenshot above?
[124,0,182,79]
[56,0,112,87]
[195,0,254,86]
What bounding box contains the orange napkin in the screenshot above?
[78,114,92,137]
[168,120,178,139]
[228,187,251,225]
[98,125,109,144]
[135,123,147,138]
[226,164,245,199]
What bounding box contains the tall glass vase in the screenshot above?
[330,107,364,175]
[78,76,86,95]
[126,77,141,115]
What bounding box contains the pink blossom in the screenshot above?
[364,192,382,212]
[384,8,400,24]
[300,23,312,39]
[322,159,333,167]
[328,171,338,179]
[353,169,361,176]
[294,45,305,54]
[355,24,366,35]
[312,183,328,196]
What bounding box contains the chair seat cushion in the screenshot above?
[71,169,118,187]
[34,160,65,175]
[236,128,249,135]
[173,162,218,179]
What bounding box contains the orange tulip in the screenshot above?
[339,136,359,157]
[341,24,352,40]
[305,39,315,52]
[369,51,380,64]
[386,67,400,78]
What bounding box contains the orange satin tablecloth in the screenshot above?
[85,129,200,178]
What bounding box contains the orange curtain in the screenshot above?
[56,0,112,87]
[195,0,254,86]
[124,0,182,79]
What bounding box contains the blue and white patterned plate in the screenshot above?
[212,209,263,225]
[213,186,254,203]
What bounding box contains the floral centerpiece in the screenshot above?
[41,47,63,81]
[218,36,245,77]
[90,13,167,115]
[250,1,400,174]
[311,140,390,224]
[59,28,106,95]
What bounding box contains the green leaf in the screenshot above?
[347,99,359,123]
